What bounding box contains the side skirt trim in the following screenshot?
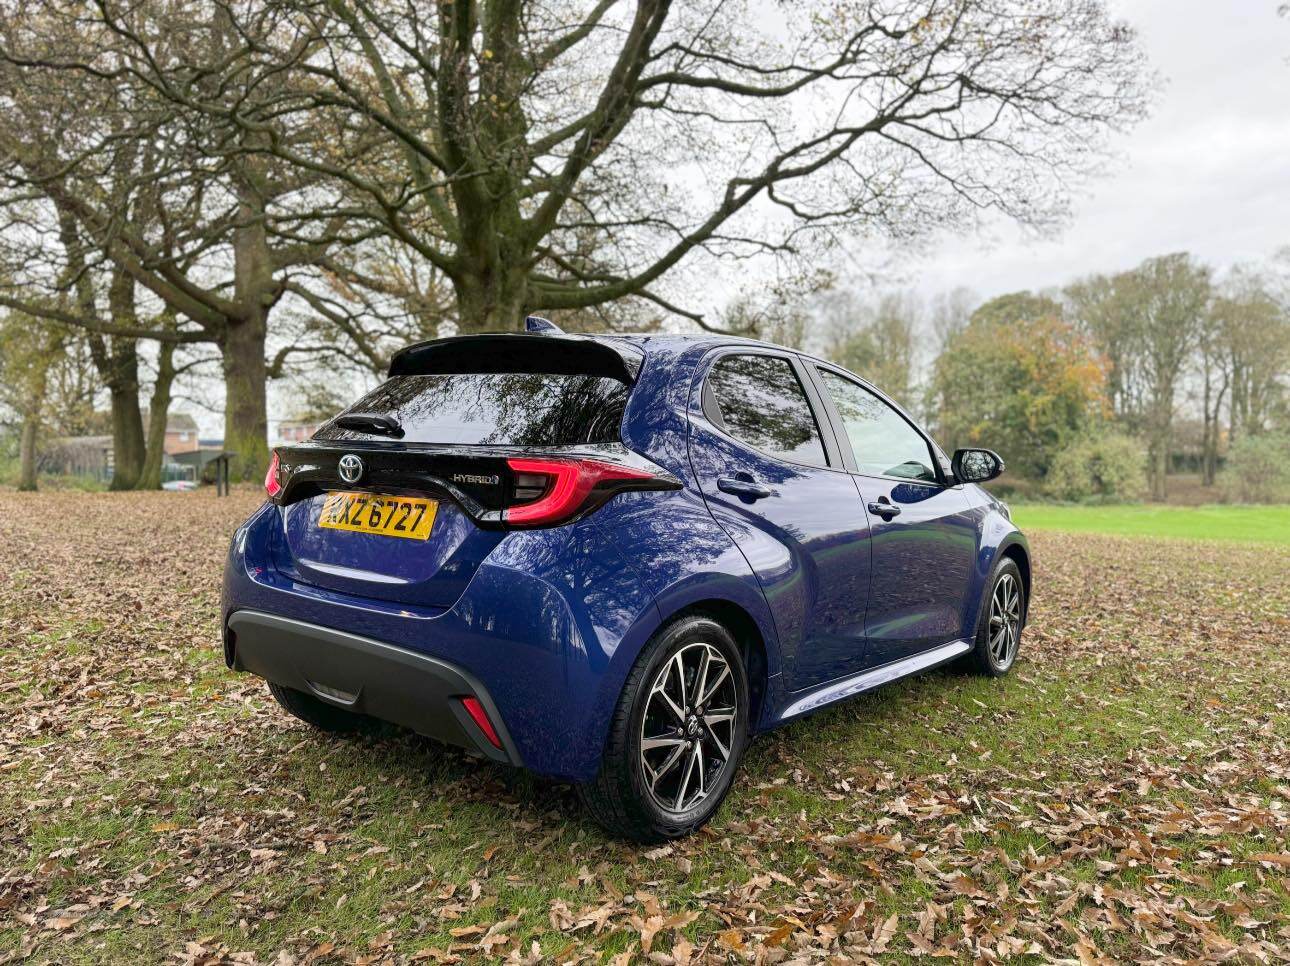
[775,640,972,722]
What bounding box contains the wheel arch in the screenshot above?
[997,536,1031,603]
[964,527,1031,641]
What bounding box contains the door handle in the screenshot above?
[718,477,772,500]
[867,500,902,520]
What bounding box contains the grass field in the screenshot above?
[1012,502,1290,545]
[1,490,1287,964]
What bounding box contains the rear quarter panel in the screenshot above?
[603,341,785,724]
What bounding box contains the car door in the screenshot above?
[808,364,978,667]
[687,348,875,692]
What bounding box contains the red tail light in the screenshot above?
[264,450,282,499]
[503,457,667,526]
[459,696,501,749]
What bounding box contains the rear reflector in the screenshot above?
[459,696,502,749]
[503,457,662,526]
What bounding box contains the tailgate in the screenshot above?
[272,444,512,608]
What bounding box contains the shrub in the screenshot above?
[1219,432,1290,504]
[985,476,1044,502]
[928,312,1108,481]
[1045,432,1148,503]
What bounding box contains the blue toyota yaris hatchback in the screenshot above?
[223,318,1029,840]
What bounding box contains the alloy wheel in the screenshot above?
[639,642,739,814]
[988,572,1022,667]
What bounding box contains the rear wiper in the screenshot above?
[334,412,405,439]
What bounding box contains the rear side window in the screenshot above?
[314,372,629,446]
[706,354,827,466]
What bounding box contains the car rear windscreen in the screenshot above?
[314,372,630,446]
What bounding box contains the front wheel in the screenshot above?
[965,558,1026,676]
[578,616,749,842]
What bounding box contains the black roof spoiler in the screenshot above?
[388,333,644,382]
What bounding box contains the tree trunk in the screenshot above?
[138,340,177,490]
[1201,416,1217,487]
[224,180,273,481]
[1228,358,1246,447]
[1202,382,1228,488]
[454,267,529,333]
[1145,396,1171,501]
[17,361,51,492]
[1146,441,1166,502]
[18,412,41,491]
[1202,422,1220,486]
[1200,369,1216,487]
[83,271,147,489]
[108,381,147,490]
[86,335,146,490]
[222,312,269,481]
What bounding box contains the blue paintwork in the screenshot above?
[223,332,1028,783]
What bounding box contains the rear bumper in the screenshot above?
[226,610,520,765]
[221,500,665,782]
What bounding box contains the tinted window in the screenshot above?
[818,369,938,483]
[708,355,827,466]
[314,372,628,446]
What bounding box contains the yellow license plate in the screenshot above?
[318,491,437,540]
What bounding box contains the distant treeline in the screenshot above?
[804,252,1289,503]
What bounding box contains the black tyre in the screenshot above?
[578,616,750,842]
[964,558,1026,677]
[267,681,377,734]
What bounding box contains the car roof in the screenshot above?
[594,331,789,353]
[593,331,850,374]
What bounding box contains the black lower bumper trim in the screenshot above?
[226,610,520,765]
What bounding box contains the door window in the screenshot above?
[817,369,939,483]
[706,354,828,466]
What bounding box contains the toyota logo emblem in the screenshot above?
[338,454,364,485]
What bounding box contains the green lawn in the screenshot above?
[1011,502,1290,545]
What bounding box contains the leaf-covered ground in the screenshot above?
[1,490,1287,964]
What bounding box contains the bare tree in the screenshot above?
[0,13,180,488]
[0,4,385,477]
[40,0,1152,332]
[1108,254,1211,500]
[1067,254,1290,495]
[927,286,979,352]
[820,290,919,407]
[721,292,811,349]
[1220,265,1289,444]
[0,310,78,490]
[1066,274,1142,424]
[1195,298,1230,486]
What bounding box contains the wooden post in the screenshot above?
[215,452,237,496]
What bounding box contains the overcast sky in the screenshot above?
[908,0,1290,299]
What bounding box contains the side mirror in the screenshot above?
[952,448,1005,484]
